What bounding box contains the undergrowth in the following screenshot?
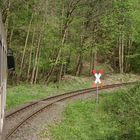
[7,77,91,110]
[45,84,140,140]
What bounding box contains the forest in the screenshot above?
[1,1,140,140]
[0,0,140,84]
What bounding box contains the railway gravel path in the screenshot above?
[2,82,137,140]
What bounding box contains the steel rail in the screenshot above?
[5,81,137,119]
[5,82,138,140]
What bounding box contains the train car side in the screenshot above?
[0,12,7,137]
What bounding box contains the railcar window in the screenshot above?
[7,49,15,71]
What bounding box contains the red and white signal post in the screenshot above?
[92,70,104,103]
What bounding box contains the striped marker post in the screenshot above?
[92,70,104,103]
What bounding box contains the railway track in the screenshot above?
[4,82,138,140]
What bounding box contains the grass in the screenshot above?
[42,84,140,140]
[7,77,91,110]
[7,74,139,110]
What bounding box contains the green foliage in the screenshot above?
[102,85,140,140]
[7,77,91,109]
[129,44,140,73]
[1,0,140,83]
[47,85,140,140]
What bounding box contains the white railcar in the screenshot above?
[0,12,7,138]
[0,12,15,139]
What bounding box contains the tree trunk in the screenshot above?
[125,38,132,72]
[119,35,124,73]
[34,50,41,84]
[30,31,42,84]
[94,46,97,69]
[4,0,11,36]
[46,0,81,84]
[121,35,124,73]
[119,37,122,73]
[58,60,63,84]
[75,54,82,76]
[9,26,14,48]
[27,28,35,81]
[89,45,94,75]
[75,35,85,76]
[19,14,33,80]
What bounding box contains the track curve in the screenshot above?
[4,82,138,140]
